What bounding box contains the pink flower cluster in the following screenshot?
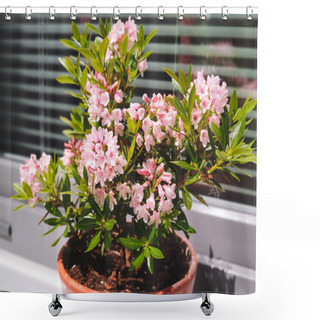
[78,127,127,192]
[128,158,176,228]
[190,71,228,131]
[19,153,51,205]
[86,72,124,127]
[106,18,148,76]
[61,137,82,167]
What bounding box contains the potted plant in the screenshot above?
[11,18,256,294]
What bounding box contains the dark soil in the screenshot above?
[63,234,191,293]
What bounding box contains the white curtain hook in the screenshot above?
[221,6,228,21]
[5,6,12,21]
[90,6,97,21]
[246,6,253,21]
[25,6,32,20]
[200,6,207,20]
[113,6,120,21]
[177,6,184,21]
[135,6,142,20]
[158,6,164,21]
[70,6,77,20]
[49,6,55,21]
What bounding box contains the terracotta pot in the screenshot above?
[57,232,197,294]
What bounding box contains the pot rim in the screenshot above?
[57,232,197,294]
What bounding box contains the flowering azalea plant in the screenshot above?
[12,18,256,274]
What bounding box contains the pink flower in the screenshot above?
[153,121,166,143]
[136,204,150,223]
[148,211,161,228]
[158,198,173,214]
[142,116,154,134]
[105,165,116,182]
[100,91,110,106]
[111,108,122,124]
[144,134,155,152]
[191,109,202,129]
[158,184,165,198]
[114,90,123,103]
[160,172,172,184]
[109,191,117,211]
[93,187,106,205]
[136,133,143,148]
[116,182,131,200]
[208,114,220,127]
[156,163,164,174]
[115,123,124,136]
[200,129,209,148]
[114,156,127,174]
[163,184,176,201]
[142,94,149,104]
[138,59,148,77]
[146,193,155,211]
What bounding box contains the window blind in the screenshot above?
[0,14,257,206]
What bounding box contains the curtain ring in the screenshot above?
[200,6,207,20]
[113,6,120,21]
[4,6,11,21]
[90,6,97,20]
[70,6,77,20]
[246,6,253,21]
[158,6,164,20]
[49,6,55,21]
[221,6,228,21]
[135,6,142,20]
[25,6,32,20]
[177,6,184,20]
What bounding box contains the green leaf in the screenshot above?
[172,78,186,95]
[22,182,33,198]
[104,230,112,249]
[51,235,62,247]
[88,194,103,218]
[147,256,154,274]
[163,68,179,83]
[143,247,150,259]
[12,203,29,212]
[44,218,61,226]
[229,89,238,120]
[87,23,102,36]
[144,29,158,47]
[62,175,71,211]
[99,37,109,61]
[179,69,188,92]
[80,68,88,89]
[83,166,88,184]
[182,187,192,210]
[129,250,145,271]
[13,183,25,196]
[149,246,164,259]
[71,21,81,42]
[220,106,230,149]
[11,194,28,201]
[56,75,77,85]
[188,84,196,116]
[188,189,208,206]
[72,170,82,185]
[207,124,216,163]
[211,122,223,149]
[65,57,76,76]
[99,18,107,38]
[118,237,143,250]
[91,59,104,73]
[187,64,192,86]
[60,39,78,50]
[75,218,98,231]
[231,116,246,147]
[185,173,201,186]
[170,161,195,171]
[85,230,102,252]
[79,48,96,60]
[105,219,115,231]
[186,140,197,164]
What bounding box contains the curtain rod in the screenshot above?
[0,6,258,21]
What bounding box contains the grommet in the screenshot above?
[49,6,55,20]
[113,6,120,21]
[25,6,32,20]
[246,6,253,21]
[70,6,77,20]
[4,6,11,21]
[200,6,207,20]
[177,6,184,20]
[158,6,164,21]
[221,6,228,21]
[135,6,142,20]
[90,6,97,20]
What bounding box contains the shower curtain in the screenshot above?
[0,11,257,295]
